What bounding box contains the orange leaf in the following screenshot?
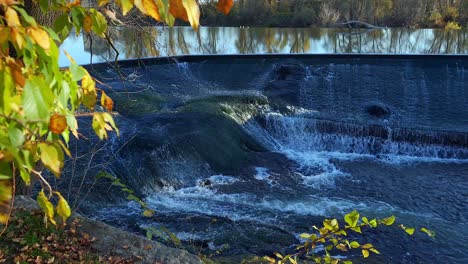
[83,14,93,33]
[5,7,20,27]
[49,114,68,134]
[10,28,24,49]
[169,0,188,21]
[67,0,81,8]
[0,0,20,5]
[28,27,50,50]
[135,0,161,21]
[217,0,233,15]
[100,91,114,112]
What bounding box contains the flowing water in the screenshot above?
[62,55,468,263]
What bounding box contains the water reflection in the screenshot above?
[59,27,467,65]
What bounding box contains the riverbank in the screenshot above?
[0,196,202,264]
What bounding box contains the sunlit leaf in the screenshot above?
[421,227,436,238]
[344,210,359,227]
[81,73,97,109]
[49,114,68,134]
[83,14,93,33]
[361,243,373,249]
[370,248,380,254]
[28,27,50,50]
[405,228,415,235]
[100,90,114,112]
[98,0,109,7]
[37,190,56,225]
[117,0,135,15]
[217,0,234,15]
[56,192,71,223]
[382,215,396,226]
[362,249,369,258]
[0,177,12,224]
[5,7,20,27]
[350,241,360,248]
[38,142,64,177]
[135,0,161,21]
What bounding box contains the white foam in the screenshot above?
[254,167,273,185]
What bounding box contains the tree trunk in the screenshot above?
[24,0,62,28]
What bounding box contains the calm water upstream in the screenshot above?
[59,27,468,263]
[59,27,467,66]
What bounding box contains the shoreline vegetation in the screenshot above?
[195,0,466,29]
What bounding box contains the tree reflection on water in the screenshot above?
[83,27,467,62]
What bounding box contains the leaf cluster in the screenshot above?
[246,211,435,264]
[0,0,233,226]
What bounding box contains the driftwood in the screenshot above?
[336,20,386,29]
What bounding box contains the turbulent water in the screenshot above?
[67,55,468,263]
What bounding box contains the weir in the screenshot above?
[70,54,468,263]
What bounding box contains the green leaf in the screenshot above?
[0,162,12,179]
[350,241,360,248]
[56,192,71,222]
[38,142,64,177]
[37,190,56,225]
[300,233,311,239]
[369,219,378,227]
[343,261,353,264]
[405,228,415,235]
[350,226,362,233]
[117,0,134,15]
[23,78,53,120]
[382,215,396,226]
[369,248,380,254]
[421,227,436,238]
[143,209,155,217]
[91,9,108,37]
[8,125,24,148]
[344,210,359,227]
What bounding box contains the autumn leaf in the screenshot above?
[169,0,187,21]
[83,14,93,33]
[81,74,97,109]
[5,7,20,27]
[217,0,233,15]
[27,27,51,50]
[49,114,68,134]
[56,192,71,223]
[37,190,56,225]
[97,0,109,6]
[38,142,64,177]
[100,91,114,112]
[135,0,161,21]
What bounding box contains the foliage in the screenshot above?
[245,211,435,264]
[0,0,234,226]
[0,208,136,263]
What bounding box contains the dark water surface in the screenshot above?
[60,55,468,263]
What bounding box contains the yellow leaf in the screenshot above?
[0,179,12,224]
[83,14,93,33]
[362,249,369,258]
[0,0,21,5]
[217,0,233,15]
[361,243,373,249]
[28,27,51,50]
[81,74,97,109]
[38,142,64,177]
[11,28,24,49]
[181,0,199,29]
[37,190,56,225]
[100,90,114,112]
[97,0,109,7]
[56,192,71,223]
[49,114,67,134]
[117,0,135,15]
[135,0,161,21]
[5,7,20,27]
